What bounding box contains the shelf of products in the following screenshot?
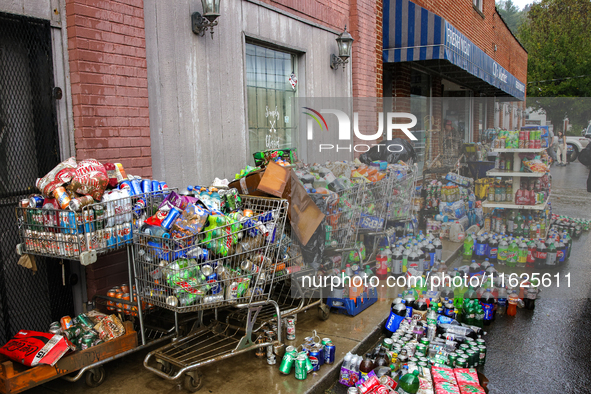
[486,171,546,178]
[490,148,545,153]
[482,197,549,211]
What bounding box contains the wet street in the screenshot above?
[455,162,591,394]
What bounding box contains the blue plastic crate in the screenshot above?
[326,287,378,316]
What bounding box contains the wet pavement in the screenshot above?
[474,162,591,394]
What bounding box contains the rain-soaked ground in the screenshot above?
[475,162,591,394]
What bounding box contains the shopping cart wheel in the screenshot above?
[184,370,203,392]
[85,366,106,388]
[318,304,330,321]
[156,359,172,375]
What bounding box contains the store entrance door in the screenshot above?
[0,12,74,343]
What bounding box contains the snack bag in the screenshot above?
[0,330,73,366]
[93,315,125,341]
[68,159,109,201]
[36,157,77,197]
[171,203,209,237]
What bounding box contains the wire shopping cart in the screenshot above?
[139,194,289,391]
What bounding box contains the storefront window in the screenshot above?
[410,69,430,173]
[246,43,297,162]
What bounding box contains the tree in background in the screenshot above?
[496,0,526,36]
[520,0,591,133]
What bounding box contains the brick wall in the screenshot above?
[66,0,152,178]
[413,0,527,85]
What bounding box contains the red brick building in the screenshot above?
[383,0,528,168]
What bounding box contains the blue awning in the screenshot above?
[383,0,526,101]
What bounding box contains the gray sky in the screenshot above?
[506,0,538,10]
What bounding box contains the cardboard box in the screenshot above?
[228,169,266,196]
[256,160,289,198]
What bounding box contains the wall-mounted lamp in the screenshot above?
[330,26,354,71]
[192,0,221,39]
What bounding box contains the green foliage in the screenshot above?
[496,0,526,35]
[520,0,591,131]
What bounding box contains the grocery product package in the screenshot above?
[0,330,74,367]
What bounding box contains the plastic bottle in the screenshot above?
[376,248,388,280]
[407,249,420,272]
[517,241,528,268]
[469,260,481,276]
[507,291,518,316]
[536,239,547,268]
[425,241,436,268]
[359,353,375,380]
[340,353,353,385]
[402,246,411,273]
[463,234,474,261]
[404,293,416,318]
[497,287,507,316]
[507,238,518,267]
[498,238,508,265]
[545,240,557,266]
[480,289,495,326]
[474,305,484,328]
[392,247,403,275]
[526,240,536,268]
[488,235,498,264]
[433,238,443,261]
[450,221,465,243]
[397,370,420,394]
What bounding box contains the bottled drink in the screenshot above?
[407,250,420,272]
[524,287,537,310]
[376,248,388,280]
[488,236,498,264]
[507,291,518,316]
[507,211,515,235]
[498,238,508,265]
[359,353,375,380]
[556,237,567,265]
[375,347,390,368]
[536,240,547,268]
[497,287,507,316]
[517,241,528,268]
[463,234,474,261]
[526,240,536,268]
[425,241,436,268]
[433,238,443,261]
[404,294,416,318]
[480,289,495,326]
[402,247,411,273]
[545,241,557,266]
[474,234,487,261]
[392,247,403,275]
[507,238,518,267]
[481,258,491,272]
[397,370,420,394]
[469,260,481,276]
[474,305,484,328]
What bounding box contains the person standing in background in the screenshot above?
[548,128,558,165]
[556,130,567,166]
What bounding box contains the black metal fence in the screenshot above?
[0,12,74,343]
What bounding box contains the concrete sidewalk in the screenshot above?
[28,240,462,394]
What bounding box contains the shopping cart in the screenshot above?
[139,194,289,391]
[12,190,177,390]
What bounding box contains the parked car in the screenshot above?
[565,126,591,162]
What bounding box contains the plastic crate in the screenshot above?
[326,287,378,316]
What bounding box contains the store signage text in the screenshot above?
[265,105,280,149]
[493,62,508,84]
[446,26,470,57]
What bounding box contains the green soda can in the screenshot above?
[295,354,307,380]
[420,338,430,347]
[478,345,487,366]
[76,313,93,330]
[279,346,297,375]
[299,351,313,373]
[321,338,332,347]
[65,325,82,340]
[448,353,458,368]
[94,205,105,230]
[80,332,95,350]
[466,349,478,367]
[456,357,468,368]
[383,338,393,350]
[415,344,427,356]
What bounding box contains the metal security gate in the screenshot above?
[0,12,74,343]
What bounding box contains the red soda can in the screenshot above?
[359,376,380,394]
[374,385,390,394]
[379,375,397,389]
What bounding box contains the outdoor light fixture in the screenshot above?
[192,0,221,38]
[331,26,354,70]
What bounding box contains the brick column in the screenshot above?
[66,0,152,177]
[66,0,152,300]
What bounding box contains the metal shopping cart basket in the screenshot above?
[139,195,289,391]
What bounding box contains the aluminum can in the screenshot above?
[309,344,323,369]
[279,347,297,374]
[130,179,142,196]
[379,375,396,389]
[478,345,487,366]
[80,333,95,350]
[49,322,61,335]
[122,222,132,243]
[83,208,95,233]
[348,387,359,394]
[94,204,105,229]
[56,233,66,256]
[29,195,44,208]
[286,317,296,340]
[324,342,336,365]
[161,207,181,230]
[466,349,478,367]
[295,354,308,380]
[321,337,331,346]
[152,180,161,193]
[53,187,71,210]
[160,181,168,190]
[141,179,152,194]
[69,212,79,234]
[119,180,133,191]
[60,316,73,331]
[105,227,116,249]
[20,199,30,208]
[383,338,393,350]
[255,336,266,358]
[456,356,468,368]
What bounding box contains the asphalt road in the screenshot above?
[468,162,591,394]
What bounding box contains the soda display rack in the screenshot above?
[140,195,289,391]
[482,197,550,211]
[490,148,546,153]
[485,171,545,178]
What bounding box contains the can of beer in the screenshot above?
[295,354,307,380]
[478,345,487,366]
[161,207,182,230]
[324,342,336,365]
[286,317,296,340]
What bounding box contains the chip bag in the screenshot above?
[0,330,73,366]
[35,157,77,197]
[93,314,125,341]
[171,203,210,237]
[68,159,109,201]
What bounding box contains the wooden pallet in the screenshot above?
[0,321,137,394]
